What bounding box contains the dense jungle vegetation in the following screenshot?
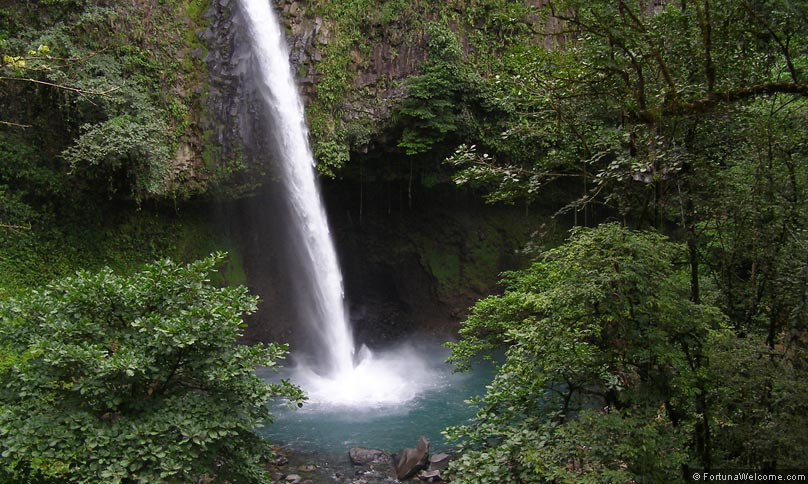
[2,0,807,482]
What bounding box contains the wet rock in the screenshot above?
[392,436,429,481]
[298,464,317,472]
[349,447,390,466]
[419,469,442,482]
[273,454,289,466]
[285,474,302,484]
[428,453,451,471]
[200,28,215,41]
[317,23,330,45]
[271,471,285,481]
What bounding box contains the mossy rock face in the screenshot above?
[408,209,538,304]
[316,184,571,337]
[268,0,543,180]
[424,247,461,296]
[0,203,241,298]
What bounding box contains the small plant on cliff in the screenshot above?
[0,252,304,483]
[395,23,469,156]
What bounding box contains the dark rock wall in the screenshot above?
[223,181,556,348]
[274,0,427,130]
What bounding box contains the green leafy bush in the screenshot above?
[395,23,468,156]
[0,253,303,483]
[446,224,725,482]
[63,111,172,197]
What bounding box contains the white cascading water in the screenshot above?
[239,0,432,406]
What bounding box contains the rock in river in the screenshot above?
[428,453,451,471]
[349,447,391,466]
[419,469,442,482]
[392,436,430,480]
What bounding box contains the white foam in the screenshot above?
[291,343,440,408]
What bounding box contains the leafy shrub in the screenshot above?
[0,253,303,483]
[395,23,467,156]
[62,110,172,197]
[446,224,725,482]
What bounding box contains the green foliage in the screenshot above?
[691,96,808,337]
[0,202,232,300]
[314,139,351,178]
[463,0,535,49]
[447,0,808,213]
[0,253,304,483]
[0,0,218,207]
[303,0,376,176]
[445,7,808,474]
[709,336,808,469]
[63,112,172,197]
[299,0,536,179]
[447,224,726,482]
[395,23,469,156]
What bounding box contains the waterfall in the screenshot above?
[239,0,432,406]
[238,0,354,376]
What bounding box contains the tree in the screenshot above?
[445,3,808,472]
[395,23,469,157]
[708,336,808,469]
[446,0,808,297]
[446,224,726,483]
[0,253,304,483]
[449,0,808,202]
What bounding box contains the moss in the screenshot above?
[0,205,239,298]
[466,228,502,293]
[214,242,248,287]
[185,0,210,25]
[303,0,426,175]
[296,0,542,182]
[398,205,558,302]
[424,245,461,295]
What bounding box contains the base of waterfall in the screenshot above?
[290,342,440,407]
[257,338,499,458]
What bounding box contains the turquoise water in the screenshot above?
[257,340,497,459]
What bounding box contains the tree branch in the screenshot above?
[0,222,32,231]
[0,120,32,129]
[741,1,799,83]
[633,82,808,121]
[0,76,120,96]
[696,0,716,93]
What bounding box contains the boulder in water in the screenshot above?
[419,469,443,482]
[392,436,429,480]
[428,453,451,471]
[349,447,391,466]
[285,474,302,484]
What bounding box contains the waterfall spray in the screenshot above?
[238,0,431,405]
